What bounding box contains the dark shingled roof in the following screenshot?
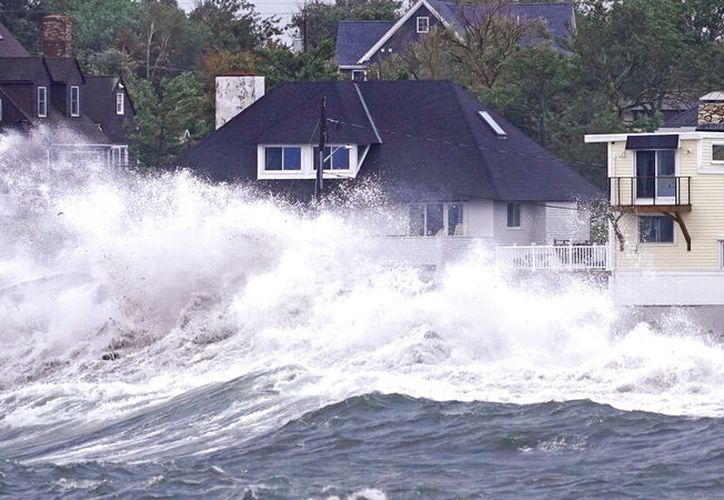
[177,80,600,203]
[335,1,574,66]
[44,57,85,83]
[335,20,396,66]
[0,21,30,58]
[663,106,698,128]
[432,1,575,42]
[0,57,49,82]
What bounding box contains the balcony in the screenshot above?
[608,176,691,212]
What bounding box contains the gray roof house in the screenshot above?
[177,77,600,251]
[0,17,134,167]
[335,0,575,79]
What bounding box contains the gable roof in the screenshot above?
[335,20,396,67]
[431,1,575,41]
[0,21,30,58]
[176,80,600,202]
[349,0,575,65]
[83,75,135,143]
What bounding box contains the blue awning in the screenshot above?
[625,134,679,150]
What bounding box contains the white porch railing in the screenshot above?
[494,245,607,271]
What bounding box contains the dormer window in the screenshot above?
[264,146,302,171]
[416,16,429,33]
[257,144,359,179]
[314,146,351,170]
[70,86,80,117]
[37,86,47,117]
[116,92,124,115]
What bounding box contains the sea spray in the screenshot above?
[1,128,724,469]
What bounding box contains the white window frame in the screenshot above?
[257,144,359,180]
[111,145,129,167]
[416,16,430,33]
[37,86,47,117]
[116,92,125,115]
[712,141,724,164]
[719,240,724,269]
[70,85,80,117]
[507,202,521,229]
[314,145,353,171]
[262,145,304,172]
[638,214,675,245]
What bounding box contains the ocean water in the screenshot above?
[1,129,723,498]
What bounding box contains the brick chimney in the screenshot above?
[42,15,74,58]
[697,91,724,131]
[215,75,265,129]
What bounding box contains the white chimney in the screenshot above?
[215,75,265,130]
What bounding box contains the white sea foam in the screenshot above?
[1,128,724,464]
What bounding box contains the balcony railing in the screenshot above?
[609,176,691,208]
[495,245,608,271]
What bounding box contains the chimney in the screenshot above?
[42,15,73,58]
[215,75,265,129]
[697,91,724,131]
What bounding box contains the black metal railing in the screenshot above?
[608,176,691,207]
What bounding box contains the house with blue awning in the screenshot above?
[585,91,724,305]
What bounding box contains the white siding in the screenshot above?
[465,200,494,237]
[613,270,724,305]
[493,201,545,245]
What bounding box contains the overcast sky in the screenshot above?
[177,0,301,40]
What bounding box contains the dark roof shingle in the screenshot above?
[177,80,600,202]
[335,20,396,66]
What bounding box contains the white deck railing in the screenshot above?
[494,245,607,271]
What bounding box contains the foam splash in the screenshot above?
[1,128,724,464]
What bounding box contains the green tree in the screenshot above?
[0,0,47,53]
[128,71,210,169]
[189,0,278,53]
[292,0,401,55]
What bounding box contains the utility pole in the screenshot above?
[315,97,326,203]
[302,0,308,53]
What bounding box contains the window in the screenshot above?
[507,203,521,228]
[713,143,724,163]
[479,111,506,136]
[639,215,674,243]
[352,70,367,82]
[314,146,351,170]
[116,92,124,115]
[70,86,80,116]
[636,150,675,198]
[0,98,2,121]
[111,146,129,167]
[409,203,462,236]
[37,86,47,117]
[416,16,429,33]
[447,203,464,236]
[264,146,301,171]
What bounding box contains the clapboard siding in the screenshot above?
[613,138,724,270]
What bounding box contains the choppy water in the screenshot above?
[1,129,723,498]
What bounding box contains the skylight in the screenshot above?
[478,111,506,137]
